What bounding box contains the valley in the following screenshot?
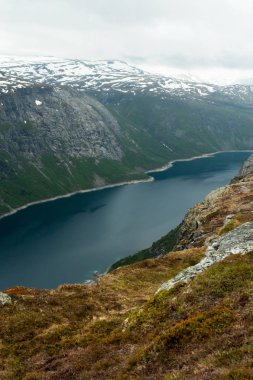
[1,58,253,216]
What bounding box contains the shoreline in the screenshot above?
[0,177,154,221]
[0,149,252,221]
[146,149,253,174]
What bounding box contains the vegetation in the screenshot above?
[1,161,253,379]
[107,92,253,156]
[109,223,182,271]
[2,88,253,216]
[219,212,253,235]
[0,249,204,379]
[1,89,253,377]
[1,249,253,379]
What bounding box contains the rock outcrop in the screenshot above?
[238,153,253,177]
[0,292,11,305]
[158,221,253,292]
[0,87,123,161]
[174,172,253,250]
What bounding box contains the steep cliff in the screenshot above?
[0,87,123,160]
[0,86,171,215]
[238,153,253,177]
[0,156,253,379]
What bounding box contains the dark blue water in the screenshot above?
[0,151,250,289]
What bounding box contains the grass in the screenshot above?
[0,248,204,379]
[120,253,253,379]
[219,213,253,235]
[1,248,253,379]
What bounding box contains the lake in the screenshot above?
[0,151,251,289]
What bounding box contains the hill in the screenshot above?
[0,155,253,379]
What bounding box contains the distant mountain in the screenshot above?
[1,56,253,105]
[0,56,253,215]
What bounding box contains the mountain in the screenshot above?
[1,56,253,216]
[1,56,253,105]
[0,85,171,216]
[0,155,253,379]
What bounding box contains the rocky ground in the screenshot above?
[158,221,253,292]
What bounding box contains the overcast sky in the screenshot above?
[1,0,253,78]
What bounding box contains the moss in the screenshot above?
[219,220,238,235]
[163,372,182,380]
[219,213,253,235]
[215,344,253,367]
[129,305,234,367]
[189,253,253,299]
[0,248,253,379]
[218,368,253,380]
[1,356,24,380]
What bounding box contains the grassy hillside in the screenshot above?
[107,92,253,155]
[1,160,253,379]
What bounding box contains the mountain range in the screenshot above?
[1,57,253,216]
[1,56,253,104]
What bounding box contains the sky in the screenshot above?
[1,0,253,82]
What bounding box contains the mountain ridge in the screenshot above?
[1,56,253,106]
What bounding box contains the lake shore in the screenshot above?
[1,149,252,221]
[147,150,253,174]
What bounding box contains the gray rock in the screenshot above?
[157,222,253,293]
[0,87,123,162]
[238,154,253,177]
[0,292,12,305]
[223,214,234,225]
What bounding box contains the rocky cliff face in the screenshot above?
[164,154,253,254]
[238,153,253,177]
[0,86,123,161]
[0,86,155,215]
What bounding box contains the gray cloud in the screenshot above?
[0,0,253,71]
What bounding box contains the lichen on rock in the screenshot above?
[0,292,11,305]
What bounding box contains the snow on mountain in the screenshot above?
[0,56,253,104]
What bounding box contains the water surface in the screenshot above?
[0,151,250,289]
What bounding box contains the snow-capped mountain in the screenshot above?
[1,56,253,216]
[0,55,253,106]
